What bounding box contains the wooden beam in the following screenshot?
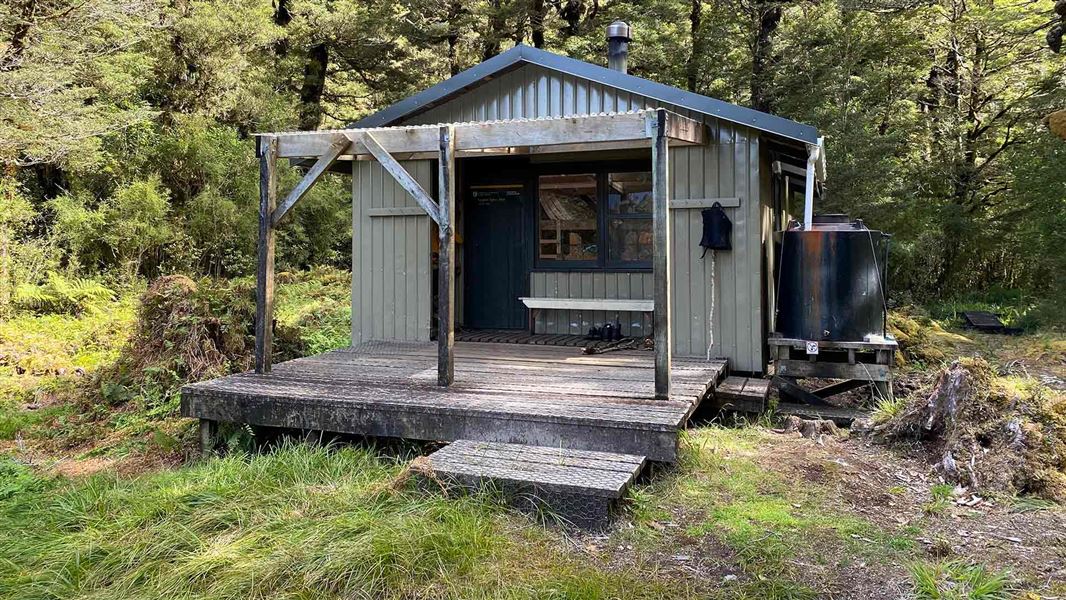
[650,108,671,399]
[776,360,891,382]
[361,132,441,225]
[255,135,278,373]
[669,197,741,209]
[772,376,830,406]
[272,136,349,227]
[368,206,427,217]
[272,109,705,158]
[437,125,456,386]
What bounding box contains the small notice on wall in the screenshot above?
[805,341,819,355]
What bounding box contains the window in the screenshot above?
[607,172,653,265]
[538,174,598,263]
[536,170,653,269]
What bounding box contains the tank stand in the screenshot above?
[768,334,897,408]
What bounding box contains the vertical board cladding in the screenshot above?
[352,159,433,344]
[397,63,766,372]
[530,272,653,337]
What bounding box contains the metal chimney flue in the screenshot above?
[606,21,631,74]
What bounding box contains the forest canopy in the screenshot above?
[1,0,1063,313]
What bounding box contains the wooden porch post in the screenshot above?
[255,135,278,373]
[437,125,456,386]
[651,109,672,399]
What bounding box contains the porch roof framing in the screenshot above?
[261,109,705,161]
[254,108,695,398]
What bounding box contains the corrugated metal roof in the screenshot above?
[349,45,819,146]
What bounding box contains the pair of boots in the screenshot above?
[587,320,624,341]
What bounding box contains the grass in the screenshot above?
[2,274,1050,598]
[925,289,1062,331]
[924,483,956,515]
[872,394,907,423]
[0,443,686,600]
[910,560,1013,600]
[0,422,1034,599]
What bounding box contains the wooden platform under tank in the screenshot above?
[180,341,728,462]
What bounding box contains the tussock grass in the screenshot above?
[872,394,907,423]
[0,443,681,600]
[0,444,497,599]
[910,560,1013,600]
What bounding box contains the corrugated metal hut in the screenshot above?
[344,28,824,375]
[182,23,832,486]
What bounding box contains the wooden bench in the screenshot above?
[518,297,654,335]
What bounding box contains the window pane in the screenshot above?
[538,174,598,262]
[608,172,652,215]
[609,218,653,262]
[608,172,653,264]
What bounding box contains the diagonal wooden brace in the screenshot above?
[271,135,350,227]
[357,131,442,225]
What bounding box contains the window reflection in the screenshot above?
[538,174,598,262]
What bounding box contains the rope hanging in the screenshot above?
[707,249,716,361]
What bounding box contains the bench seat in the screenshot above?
[518,297,654,312]
[518,297,654,334]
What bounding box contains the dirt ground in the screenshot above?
[575,428,1065,599]
[767,433,1066,594]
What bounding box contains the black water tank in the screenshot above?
[775,216,890,341]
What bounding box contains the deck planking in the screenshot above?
[181,341,727,462]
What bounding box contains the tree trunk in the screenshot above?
[482,0,504,61]
[0,228,9,310]
[559,0,583,37]
[532,0,546,48]
[273,0,292,56]
[686,0,703,92]
[298,43,329,131]
[446,0,462,75]
[750,0,783,113]
[3,0,35,70]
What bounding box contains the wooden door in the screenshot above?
[463,185,529,329]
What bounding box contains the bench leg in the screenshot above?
[529,308,538,335]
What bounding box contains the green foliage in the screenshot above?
[0,0,157,169]
[275,267,352,355]
[14,271,115,315]
[1,0,1062,305]
[100,176,174,273]
[47,177,175,277]
[910,560,1013,600]
[0,458,44,501]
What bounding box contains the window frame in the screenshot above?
[532,160,653,273]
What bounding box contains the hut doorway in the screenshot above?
[463,183,531,329]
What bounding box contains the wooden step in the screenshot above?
[425,440,646,529]
[711,376,770,413]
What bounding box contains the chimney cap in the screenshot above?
[606,20,631,41]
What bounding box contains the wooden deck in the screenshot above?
[181,341,727,462]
